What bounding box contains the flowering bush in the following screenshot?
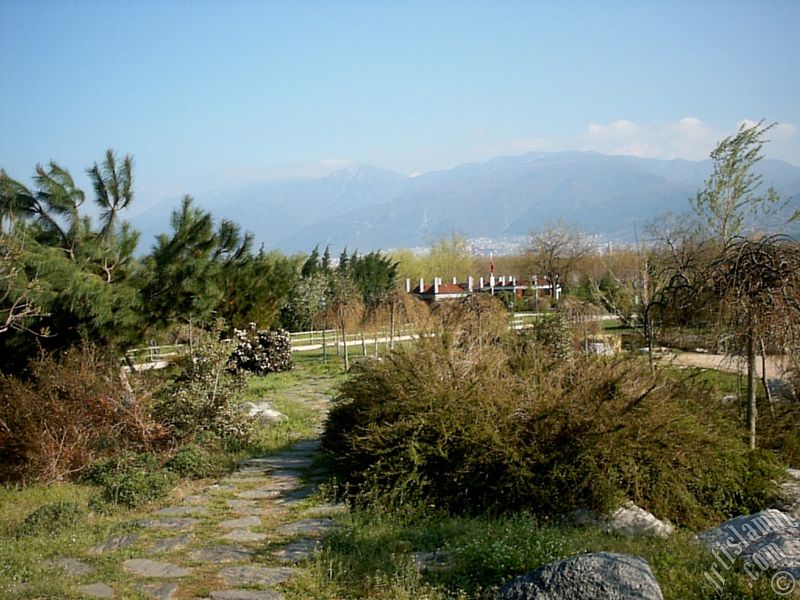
[153,330,252,444]
[231,326,293,375]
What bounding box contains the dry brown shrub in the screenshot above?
[0,344,166,483]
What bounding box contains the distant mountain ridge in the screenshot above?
[131,151,800,254]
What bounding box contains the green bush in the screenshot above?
[153,329,253,444]
[16,501,85,537]
[165,442,225,478]
[84,452,174,508]
[322,335,781,528]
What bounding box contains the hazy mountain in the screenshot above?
[131,151,800,254]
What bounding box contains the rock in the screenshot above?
[240,401,289,425]
[606,502,674,539]
[78,583,115,598]
[136,582,179,600]
[219,516,262,529]
[45,558,94,576]
[91,534,140,554]
[697,509,800,579]
[209,591,283,600]
[499,552,664,600]
[188,545,255,563]
[218,565,296,587]
[412,550,451,571]
[775,468,800,519]
[123,559,193,578]
[275,518,337,537]
[572,502,674,539]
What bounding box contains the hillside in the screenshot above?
[131,151,800,254]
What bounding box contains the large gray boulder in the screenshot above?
[697,509,800,580]
[499,552,664,600]
[775,468,800,520]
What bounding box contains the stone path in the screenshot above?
[43,374,345,599]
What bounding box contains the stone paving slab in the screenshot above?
[156,505,210,517]
[188,545,255,563]
[302,503,348,517]
[289,440,320,452]
[274,486,315,503]
[182,494,211,505]
[137,517,198,531]
[235,488,282,500]
[78,582,115,598]
[222,529,269,543]
[219,515,261,529]
[218,565,297,587]
[222,476,272,486]
[264,476,303,491]
[275,518,338,537]
[148,533,194,553]
[123,559,193,578]
[91,534,141,554]
[209,590,283,600]
[45,558,94,576]
[273,538,319,563]
[206,484,237,493]
[262,456,315,470]
[136,582,179,600]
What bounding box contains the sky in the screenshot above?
[2,0,799,213]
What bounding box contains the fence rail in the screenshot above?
[125,312,618,368]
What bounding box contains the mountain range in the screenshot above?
[130,151,800,255]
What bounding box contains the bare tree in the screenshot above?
[526,222,592,300]
[702,235,800,449]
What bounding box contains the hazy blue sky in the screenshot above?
[2,0,799,211]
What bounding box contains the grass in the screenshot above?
[285,507,786,599]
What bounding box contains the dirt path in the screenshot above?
[663,351,790,380]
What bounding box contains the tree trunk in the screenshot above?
[760,338,775,417]
[361,331,367,357]
[389,303,396,350]
[341,320,349,371]
[746,330,757,450]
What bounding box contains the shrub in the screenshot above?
[231,326,293,375]
[0,344,165,483]
[84,452,174,508]
[16,501,85,537]
[153,329,253,444]
[322,336,781,528]
[165,442,225,478]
